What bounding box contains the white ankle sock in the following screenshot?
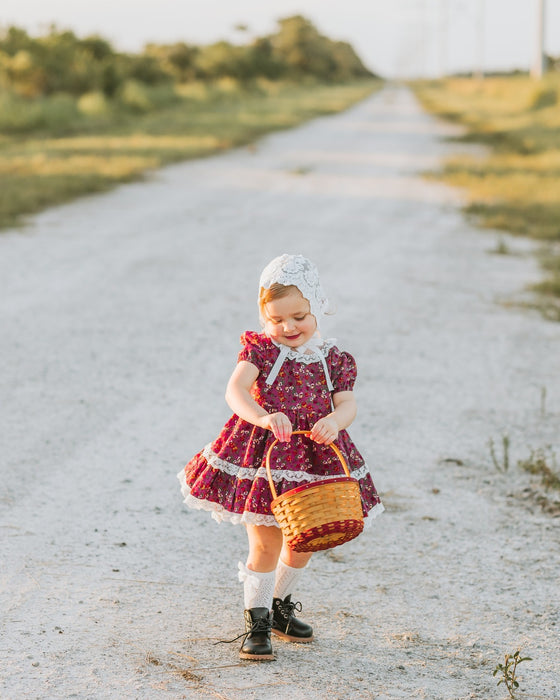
[274,559,306,600]
[238,562,275,609]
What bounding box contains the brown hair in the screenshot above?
[259,283,301,319]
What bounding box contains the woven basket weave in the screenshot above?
[265,431,364,553]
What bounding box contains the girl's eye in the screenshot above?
[269,313,307,324]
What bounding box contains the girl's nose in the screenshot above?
[283,320,295,332]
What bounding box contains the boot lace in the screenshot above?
[277,598,303,621]
[215,615,272,645]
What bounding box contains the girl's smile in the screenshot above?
[263,289,317,348]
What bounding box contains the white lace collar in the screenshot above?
[265,336,336,389]
[269,336,336,362]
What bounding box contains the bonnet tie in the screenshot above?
[265,344,291,387]
[265,338,334,392]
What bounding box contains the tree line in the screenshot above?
[0,16,376,99]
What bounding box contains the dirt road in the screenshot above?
[1,85,559,699]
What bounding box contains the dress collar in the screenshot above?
[265,335,335,390]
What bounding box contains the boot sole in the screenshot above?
[272,629,314,643]
[239,651,275,661]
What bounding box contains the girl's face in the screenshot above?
[263,289,317,348]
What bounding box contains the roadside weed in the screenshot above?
[489,433,510,472]
[493,649,532,699]
[489,238,511,255]
[518,446,560,491]
[540,385,547,417]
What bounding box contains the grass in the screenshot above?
[412,74,560,315]
[517,446,560,517]
[518,446,560,491]
[488,433,511,473]
[0,79,381,230]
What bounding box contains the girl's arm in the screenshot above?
[225,361,293,442]
[310,391,357,445]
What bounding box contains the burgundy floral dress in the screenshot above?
[178,331,383,526]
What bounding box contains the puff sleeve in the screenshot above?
[328,347,358,393]
[237,331,266,371]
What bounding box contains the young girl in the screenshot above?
[178,254,383,661]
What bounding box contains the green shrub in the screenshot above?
[119,79,153,113]
[0,90,43,131]
[144,83,181,109]
[531,87,558,110]
[0,90,79,133]
[42,93,80,129]
[175,80,210,100]
[214,76,243,94]
[77,90,109,115]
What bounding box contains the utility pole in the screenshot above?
[474,0,485,81]
[439,0,448,79]
[418,0,428,78]
[531,0,546,78]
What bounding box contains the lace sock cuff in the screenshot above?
[238,562,275,609]
[274,559,307,600]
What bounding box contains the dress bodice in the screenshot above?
[238,331,357,425]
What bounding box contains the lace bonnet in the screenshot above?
[259,254,330,327]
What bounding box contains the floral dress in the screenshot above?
[178,331,383,526]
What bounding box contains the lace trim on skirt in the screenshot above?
[363,501,385,528]
[177,468,279,526]
[202,444,371,483]
[177,469,383,527]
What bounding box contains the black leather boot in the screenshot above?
[239,607,275,661]
[272,595,314,642]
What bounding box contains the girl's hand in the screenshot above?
[310,416,339,445]
[260,412,293,442]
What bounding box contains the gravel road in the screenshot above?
[1,85,559,699]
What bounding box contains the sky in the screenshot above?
[2,0,559,78]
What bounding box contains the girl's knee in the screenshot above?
[250,539,279,557]
[246,525,283,569]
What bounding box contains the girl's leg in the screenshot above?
[274,542,312,600]
[243,528,313,602]
[238,525,282,661]
[280,542,312,569]
[272,540,314,642]
[239,524,282,609]
[245,524,283,572]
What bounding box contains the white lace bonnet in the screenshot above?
[258,254,330,327]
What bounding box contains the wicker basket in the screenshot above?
[265,431,364,553]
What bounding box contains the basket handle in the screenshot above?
[264,430,351,501]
